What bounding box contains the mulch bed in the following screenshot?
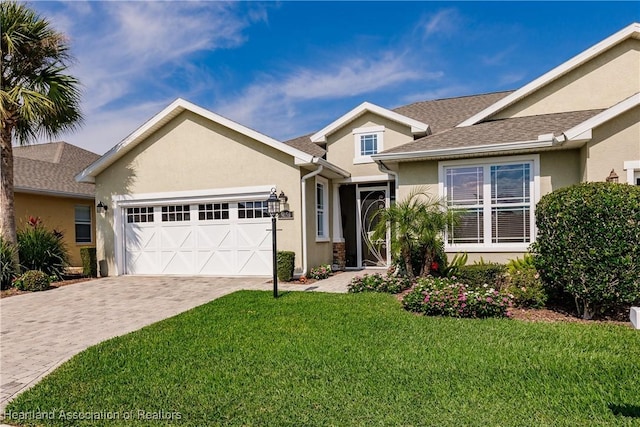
[0,277,94,299]
[510,306,631,326]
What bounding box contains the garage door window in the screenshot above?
[161,205,190,222]
[127,207,154,223]
[238,201,268,219]
[199,203,229,220]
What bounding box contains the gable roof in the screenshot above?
[77,98,348,183]
[284,91,515,156]
[373,109,603,161]
[458,22,640,127]
[14,142,99,198]
[310,101,430,143]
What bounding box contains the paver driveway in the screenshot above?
[0,273,354,412]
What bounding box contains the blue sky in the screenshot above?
[32,1,640,155]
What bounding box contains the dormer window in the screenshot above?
[353,125,384,164]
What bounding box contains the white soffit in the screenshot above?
[310,101,430,143]
[458,23,640,128]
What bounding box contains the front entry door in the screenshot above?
[358,187,389,267]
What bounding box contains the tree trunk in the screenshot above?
[401,246,414,279]
[420,247,434,277]
[0,123,20,271]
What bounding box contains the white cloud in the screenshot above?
[419,9,461,38]
[216,53,440,140]
[33,2,266,154]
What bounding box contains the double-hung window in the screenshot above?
[316,177,329,240]
[442,156,536,249]
[353,126,384,163]
[75,205,92,243]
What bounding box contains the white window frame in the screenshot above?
[439,154,540,252]
[74,205,93,244]
[315,176,329,241]
[623,160,640,185]
[353,125,384,164]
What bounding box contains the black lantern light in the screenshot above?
[96,201,108,213]
[266,188,287,298]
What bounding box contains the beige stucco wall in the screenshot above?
[302,174,334,271]
[581,105,640,183]
[14,193,96,267]
[94,110,304,276]
[493,39,640,119]
[325,112,415,177]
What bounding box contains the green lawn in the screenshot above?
[5,291,640,426]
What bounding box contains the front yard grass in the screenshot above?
[5,291,639,426]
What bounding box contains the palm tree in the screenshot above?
[371,188,456,279]
[1,1,82,269]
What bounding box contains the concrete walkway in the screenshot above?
[0,271,360,414]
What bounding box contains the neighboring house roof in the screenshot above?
[14,142,99,198]
[458,22,640,127]
[373,109,604,161]
[76,98,349,183]
[310,102,430,143]
[393,91,514,134]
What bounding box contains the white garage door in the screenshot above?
[123,201,272,276]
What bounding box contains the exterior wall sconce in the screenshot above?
[96,201,108,213]
[605,169,619,183]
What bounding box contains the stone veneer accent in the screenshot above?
[332,242,346,271]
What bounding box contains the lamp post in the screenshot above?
[266,188,284,298]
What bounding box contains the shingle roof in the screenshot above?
[381,109,604,155]
[281,91,515,156]
[14,142,99,197]
[283,133,326,157]
[393,91,515,134]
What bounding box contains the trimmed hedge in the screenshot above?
[80,247,97,277]
[531,182,640,319]
[276,251,295,282]
[15,270,50,292]
[455,263,508,290]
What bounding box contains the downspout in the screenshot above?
[300,164,324,277]
[377,160,399,191]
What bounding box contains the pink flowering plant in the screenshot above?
[348,272,412,294]
[403,277,513,319]
[309,264,332,280]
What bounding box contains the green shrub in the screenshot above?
[455,263,508,290]
[276,251,295,282]
[506,268,548,308]
[441,252,468,278]
[402,276,513,318]
[80,247,97,277]
[309,264,332,280]
[531,182,640,319]
[348,272,412,294]
[14,270,51,292]
[1,237,18,290]
[506,254,535,274]
[17,217,69,279]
